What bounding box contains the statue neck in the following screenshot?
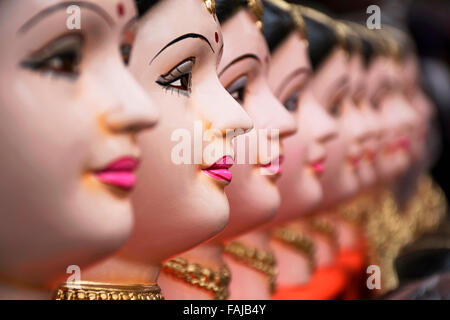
[77,254,161,287]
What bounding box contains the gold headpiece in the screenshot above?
[54,281,164,300]
[247,0,264,30]
[265,0,307,37]
[203,0,216,16]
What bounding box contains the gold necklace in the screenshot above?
[272,227,316,272]
[223,241,277,293]
[338,192,377,225]
[308,217,338,249]
[54,281,164,300]
[162,257,230,300]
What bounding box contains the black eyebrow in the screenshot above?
[276,67,311,96]
[18,1,114,35]
[150,33,214,65]
[218,54,260,77]
[328,76,350,105]
[330,76,349,95]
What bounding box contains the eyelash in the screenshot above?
[156,58,195,97]
[20,33,84,80]
[226,76,248,105]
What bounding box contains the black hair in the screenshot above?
[216,0,249,24]
[134,0,162,17]
[360,35,374,68]
[343,26,361,55]
[262,0,298,53]
[303,14,338,70]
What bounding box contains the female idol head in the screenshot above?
[0,0,158,298]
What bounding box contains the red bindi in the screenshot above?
[215,32,219,43]
[117,3,125,17]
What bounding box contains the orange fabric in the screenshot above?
[337,249,365,275]
[336,248,366,299]
[272,266,347,300]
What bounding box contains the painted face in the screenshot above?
[349,53,380,190]
[213,10,296,240]
[271,37,339,223]
[371,57,416,183]
[0,0,157,286]
[123,0,253,264]
[311,47,361,207]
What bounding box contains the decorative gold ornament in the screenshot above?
[203,0,216,16]
[247,0,264,30]
[365,175,447,293]
[308,217,338,248]
[224,241,277,293]
[338,193,376,225]
[162,257,230,300]
[53,281,164,300]
[272,227,316,271]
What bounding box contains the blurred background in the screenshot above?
[289,0,450,299]
[292,0,450,199]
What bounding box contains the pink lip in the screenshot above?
[366,150,377,162]
[349,155,362,168]
[396,137,410,150]
[260,156,284,176]
[310,158,326,175]
[95,156,140,190]
[202,156,234,183]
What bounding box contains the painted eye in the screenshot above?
[168,74,191,91]
[21,34,83,79]
[120,44,132,66]
[120,26,136,66]
[283,91,300,112]
[371,93,383,111]
[329,100,342,117]
[156,58,195,97]
[353,91,364,107]
[226,76,247,105]
[371,98,380,110]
